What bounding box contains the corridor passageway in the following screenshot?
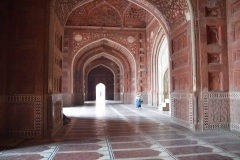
[0,102,240,160]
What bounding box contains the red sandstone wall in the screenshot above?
[45,14,64,137]
[169,21,194,129]
[197,0,229,131]
[63,28,145,105]
[1,0,46,137]
[0,0,8,137]
[227,0,240,132]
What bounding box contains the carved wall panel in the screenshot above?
[47,95,63,137]
[204,93,230,130]
[173,98,189,121]
[205,7,221,17]
[208,53,221,63]
[53,75,62,93]
[208,72,222,91]
[203,93,229,129]
[173,74,189,91]
[172,31,187,54]
[207,26,219,45]
[54,100,62,125]
[233,20,240,41]
[172,54,188,70]
[1,95,42,137]
[171,93,193,129]
[208,99,229,123]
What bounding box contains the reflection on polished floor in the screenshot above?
[1,101,240,160]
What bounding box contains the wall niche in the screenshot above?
[208,53,221,63]
[207,26,220,45]
[208,72,222,91]
[205,7,221,17]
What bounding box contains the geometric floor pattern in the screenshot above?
[1,101,240,160]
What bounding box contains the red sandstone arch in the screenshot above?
[86,65,115,101]
[82,53,125,102]
[67,38,135,104]
[52,0,196,96]
[47,0,199,138]
[150,27,166,106]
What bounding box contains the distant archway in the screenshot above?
[87,66,114,101]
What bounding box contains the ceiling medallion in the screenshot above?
[127,36,135,43]
[74,34,83,42]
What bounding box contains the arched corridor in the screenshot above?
[0,103,239,159]
[1,0,240,157]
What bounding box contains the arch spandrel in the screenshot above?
[71,31,138,55]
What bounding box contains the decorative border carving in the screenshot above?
[203,92,230,130]
[171,93,194,129]
[231,122,240,132]
[72,31,137,55]
[48,0,55,93]
[1,95,42,137]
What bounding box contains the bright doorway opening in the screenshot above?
[96,83,106,102]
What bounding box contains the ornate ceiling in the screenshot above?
[55,0,189,30]
[65,0,150,28]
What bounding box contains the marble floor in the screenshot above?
[1,101,240,160]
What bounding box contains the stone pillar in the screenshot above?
[197,0,229,131]
[227,0,240,133]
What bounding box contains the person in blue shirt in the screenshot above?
[136,92,143,109]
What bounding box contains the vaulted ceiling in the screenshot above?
[66,0,153,28]
[55,0,189,30]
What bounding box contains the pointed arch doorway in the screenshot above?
[87,66,114,101]
[96,83,105,102]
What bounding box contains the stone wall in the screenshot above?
[197,0,229,131]
[227,0,240,132]
[1,0,46,138]
[0,1,8,137]
[169,21,193,129]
